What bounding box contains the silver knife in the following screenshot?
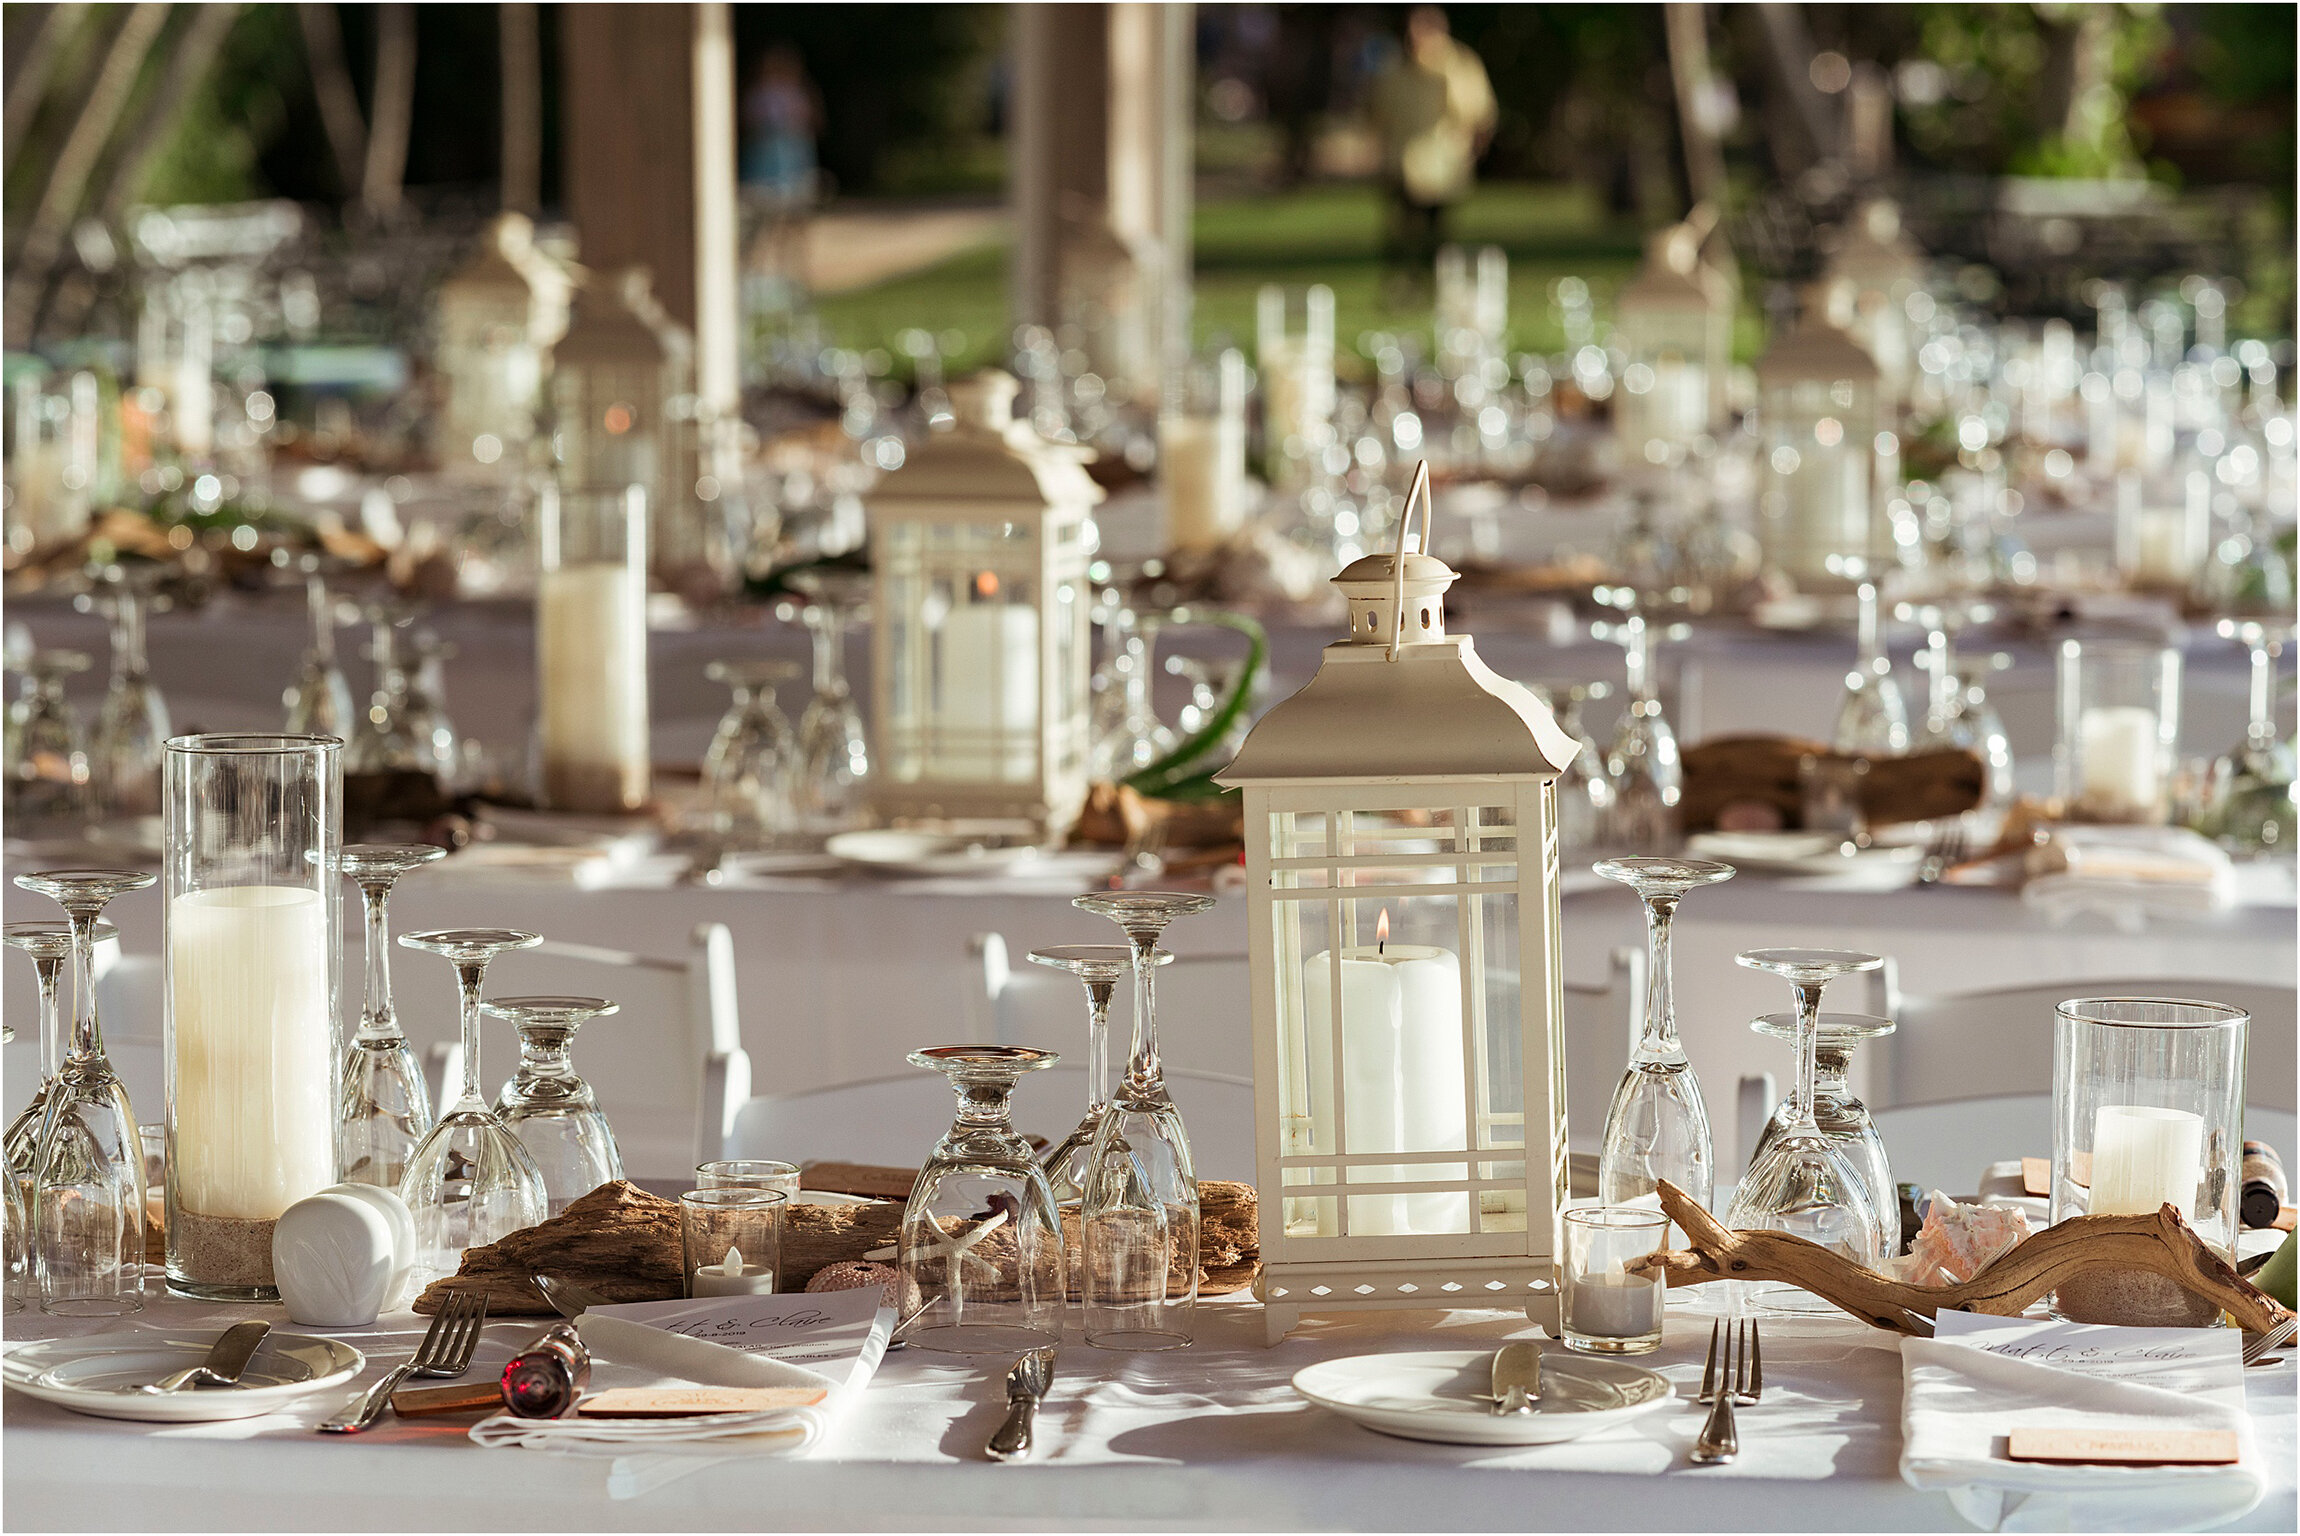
[532,1274,607,1318]
[985,1347,1055,1461]
[1489,1341,1541,1415]
[130,1321,270,1395]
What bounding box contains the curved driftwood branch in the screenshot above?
[1627,1180,2291,1336]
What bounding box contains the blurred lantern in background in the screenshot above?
[1756,282,1885,592]
[434,213,571,485]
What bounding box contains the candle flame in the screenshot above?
[723,1244,743,1272]
[1376,907,1389,955]
[973,569,1001,599]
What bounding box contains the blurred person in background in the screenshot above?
[742,44,823,289]
[1369,6,1495,290]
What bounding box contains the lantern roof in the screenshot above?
[1217,466,1577,786]
[1755,282,1879,385]
[554,266,690,368]
[1826,197,1924,292]
[872,371,1103,511]
[1618,225,1717,313]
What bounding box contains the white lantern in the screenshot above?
[1215,466,1580,1344]
[869,372,1099,838]
[1614,223,1728,469]
[549,266,704,576]
[434,212,569,480]
[1826,198,1924,413]
[1756,283,1885,589]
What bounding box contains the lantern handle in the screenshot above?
[1388,459,1434,661]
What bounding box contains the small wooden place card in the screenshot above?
[2021,1154,2091,1196]
[2005,1427,2240,1467]
[574,1386,827,1418]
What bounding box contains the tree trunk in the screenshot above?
[1664,2,1727,209]
[360,2,416,221]
[296,2,366,201]
[2,1,85,171]
[1754,1,1837,176]
[94,1,239,221]
[3,1,170,349]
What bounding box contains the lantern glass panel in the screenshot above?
[1267,794,1539,1251]
[881,519,1042,788]
[1761,373,1881,582]
[555,363,662,492]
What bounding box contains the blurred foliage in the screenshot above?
[1893,3,2168,180]
[135,6,303,208]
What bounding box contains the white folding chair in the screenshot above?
[416,922,751,1182]
[726,1064,1258,1182]
[1879,976,2297,1112]
[1561,946,1643,1155]
[973,932,1253,1079]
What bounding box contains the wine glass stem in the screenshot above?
[2248,640,2275,748]
[358,883,397,1043]
[810,610,843,695]
[310,576,335,665]
[1085,978,1114,1116]
[65,907,105,1062]
[1635,893,1682,1060]
[1787,980,1824,1134]
[452,957,489,1111]
[35,955,63,1078]
[1123,933,1162,1099]
[1856,582,1884,674]
[1624,617,1651,702]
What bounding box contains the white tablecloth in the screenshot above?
[8,1284,2291,1532]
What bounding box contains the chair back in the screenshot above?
[1560,946,1644,1154]
[727,1065,1258,1183]
[975,932,1253,1079]
[409,923,751,1181]
[1882,977,2297,1112]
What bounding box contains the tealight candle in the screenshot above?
[1561,1206,1668,1354]
[689,1243,776,1297]
[2077,705,2163,817]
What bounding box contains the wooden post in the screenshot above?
[499,1,541,214]
[559,1,738,419]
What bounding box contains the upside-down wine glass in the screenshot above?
[700,658,801,846]
[282,569,356,739]
[1596,605,1681,851]
[396,928,548,1284]
[6,649,89,822]
[1593,858,1734,1225]
[896,1045,1066,1352]
[1832,558,1909,755]
[13,868,157,1314]
[485,995,624,1214]
[1725,947,1890,1313]
[1072,889,1213,1350]
[90,572,170,818]
[1027,944,1171,1206]
[3,920,116,1176]
[1747,1009,1899,1255]
[335,844,446,1190]
[784,569,870,836]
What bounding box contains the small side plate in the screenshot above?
[3,1329,364,1423]
[1292,1349,1671,1446]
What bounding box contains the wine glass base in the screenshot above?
[1084,1326,1193,1352]
[901,1322,1061,1355]
[1737,1280,1840,1317]
[40,1293,143,1317]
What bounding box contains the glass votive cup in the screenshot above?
[2056,637,2181,824]
[695,1159,801,1199]
[139,1123,167,1253]
[1561,1205,1669,1355]
[679,1188,785,1298]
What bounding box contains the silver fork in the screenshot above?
[318,1291,489,1434]
[2243,1316,2296,1366]
[1917,823,1968,885]
[1692,1318,1755,1464]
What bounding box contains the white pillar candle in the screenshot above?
[690,1244,776,1296]
[1161,415,1245,552]
[539,561,650,812]
[167,886,336,1220]
[2089,1104,2204,1218]
[1565,1269,1664,1340]
[2077,704,2163,817]
[1302,939,1469,1237]
[933,603,1038,783]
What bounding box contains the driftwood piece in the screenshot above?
[1627,1180,2292,1335]
[416,1178,1262,1314]
[1680,735,1985,833]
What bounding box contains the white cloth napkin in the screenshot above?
[468,1317,839,1461]
[2024,826,2234,928]
[1899,1317,2263,1532]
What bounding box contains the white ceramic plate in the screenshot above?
[1292,1349,1672,1445]
[2,1328,365,1422]
[824,828,1043,878]
[1688,831,1925,884]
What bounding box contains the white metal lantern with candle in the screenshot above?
[1216,464,1580,1344]
[868,371,1099,838]
[549,266,701,574]
[1756,282,1885,590]
[1614,223,1728,470]
[1825,198,1924,413]
[434,212,570,481]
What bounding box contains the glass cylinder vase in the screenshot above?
[2052,998,2246,1327]
[2056,638,2181,824]
[537,484,650,814]
[162,733,342,1300]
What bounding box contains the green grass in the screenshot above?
[813,180,1673,377]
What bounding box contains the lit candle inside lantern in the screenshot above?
[935,594,1039,782]
[167,886,336,1221]
[1302,909,1469,1238]
[2076,704,2163,817]
[1162,415,1246,552]
[689,1243,776,1296]
[2089,1105,2204,1218]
